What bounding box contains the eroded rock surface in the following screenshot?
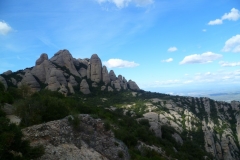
[22,115,130,160]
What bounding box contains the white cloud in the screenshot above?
[179,52,222,64]
[161,58,173,63]
[202,29,207,32]
[222,34,240,53]
[208,8,240,25]
[103,58,139,68]
[167,47,177,52]
[222,8,240,21]
[96,0,154,8]
[208,19,223,25]
[0,21,12,35]
[219,61,240,67]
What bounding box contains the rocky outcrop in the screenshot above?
[31,59,55,83]
[46,68,67,91]
[22,114,130,160]
[89,54,102,83]
[128,80,140,90]
[80,79,90,94]
[21,72,40,91]
[0,76,8,89]
[50,50,80,77]
[36,53,48,65]
[109,70,117,81]
[3,70,12,75]
[102,66,110,85]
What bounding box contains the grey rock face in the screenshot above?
[31,59,55,83]
[102,66,110,85]
[36,53,48,65]
[80,79,90,94]
[69,75,78,87]
[109,70,117,81]
[3,70,12,75]
[22,115,130,160]
[0,76,8,89]
[21,72,41,91]
[46,68,67,91]
[50,49,80,77]
[90,54,102,83]
[128,80,140,90]
[79,67,87,78]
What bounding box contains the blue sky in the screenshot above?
[0,0,240,95]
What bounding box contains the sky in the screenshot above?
[0,0,240,97]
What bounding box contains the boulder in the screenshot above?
[50,49,80,77]
[21,72,41,91]
[79,67,87,78]
[90,54,102,83]
[80,79,90,94]
[128,80,140,90]
[0,76,8,89]
[102,66,110,85]
[36,53,48,65]
[3,70,12,76]
[109,70,117,81]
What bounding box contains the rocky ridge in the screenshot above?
[0,49,140,95]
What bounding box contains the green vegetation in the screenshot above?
[2,79,239,159]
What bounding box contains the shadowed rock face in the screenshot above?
[80,79,90,94]
[50,49,80,77]
[90,54,102,83]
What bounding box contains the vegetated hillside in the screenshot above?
[1,49,240,160]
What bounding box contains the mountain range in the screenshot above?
[1,49,240,160]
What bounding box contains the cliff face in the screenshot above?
[133,96,240,160]
[22,114,130,160]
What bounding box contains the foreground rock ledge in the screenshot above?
[22,114,130,160]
